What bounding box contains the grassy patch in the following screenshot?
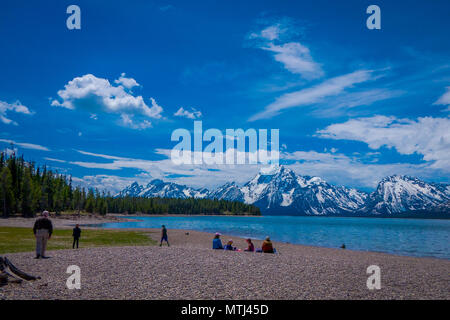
[0,227,157,254]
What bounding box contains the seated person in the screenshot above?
[244,238,254,252]
[261,236,275,253]
[212,233,223,249]
[224,239,236,251]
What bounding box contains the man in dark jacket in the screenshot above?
[160,225,170,246]
[72,224,81,249]
[33,211,53,259]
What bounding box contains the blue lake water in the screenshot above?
[91,215,450,260]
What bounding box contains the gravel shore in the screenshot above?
[1,217,449,300]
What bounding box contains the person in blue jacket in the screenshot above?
[212,233,223,249]
[224,239,236,251]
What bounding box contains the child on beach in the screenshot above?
[224,239,236,251]
[160,225,170,246]
[72,224,81,249]
[244,238,254,252]
[212,233,223,249]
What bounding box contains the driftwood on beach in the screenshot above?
[0,256,40,286]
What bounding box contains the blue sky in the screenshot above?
[0,0,449,192]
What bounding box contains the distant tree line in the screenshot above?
[107,197,260,216]
[0,152,260,217]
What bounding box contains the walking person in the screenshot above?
[33,211,53,259]
[160,225,170,246]
[72,224,81,249]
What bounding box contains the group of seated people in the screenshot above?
[212,233,276,253]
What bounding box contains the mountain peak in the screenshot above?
[380,175,417,183]
[368,174,450,214]
[259,164,284,175]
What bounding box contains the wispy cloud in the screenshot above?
[434,86,450,111]
[285,153,437,190]
[249,20,322,80]
[311,88,404,117]
[44,157,67,163]
[262,42,323,79]
[249,69,374,121]
[68,147,448,192]
[317,115,450,171]
[0,139,49,151]
[76,150,128,160]
[249,24,285,41]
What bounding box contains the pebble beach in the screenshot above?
[0,216,449,300]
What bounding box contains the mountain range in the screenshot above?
[118,166,450,217]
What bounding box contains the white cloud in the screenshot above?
[280,149,448,189]
[249,24,284,41]
[248,20,322,80]
[174,107,202,119]
[0,100,33,125]
[286,156,434,189]
[262,42,323,79]
[114,73,140,89]
[249,70,373,121]
[317,116,450,171]
[67,149,276,190]
[120,114,152,130]
[44,157,67,163]
[434,86,450,111]
[51,74,163,128]
[71,175,140,193]
[0,139,49,151]
[333,89,403,109]
[76,150,130,160]
[66,147,448,192]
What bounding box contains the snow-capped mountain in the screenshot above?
[118,179,209,199]
[364,175,450,215]
[237,166,367,215]
[117,166,449,217]
[119,182,144,197]
[208,182,244,202]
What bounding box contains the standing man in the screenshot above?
[160,225,170,247]
[33,211,53,259]
[72,224,81,249]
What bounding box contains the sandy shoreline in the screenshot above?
[1,215,449,300]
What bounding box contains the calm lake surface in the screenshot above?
[92,215,450,260]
